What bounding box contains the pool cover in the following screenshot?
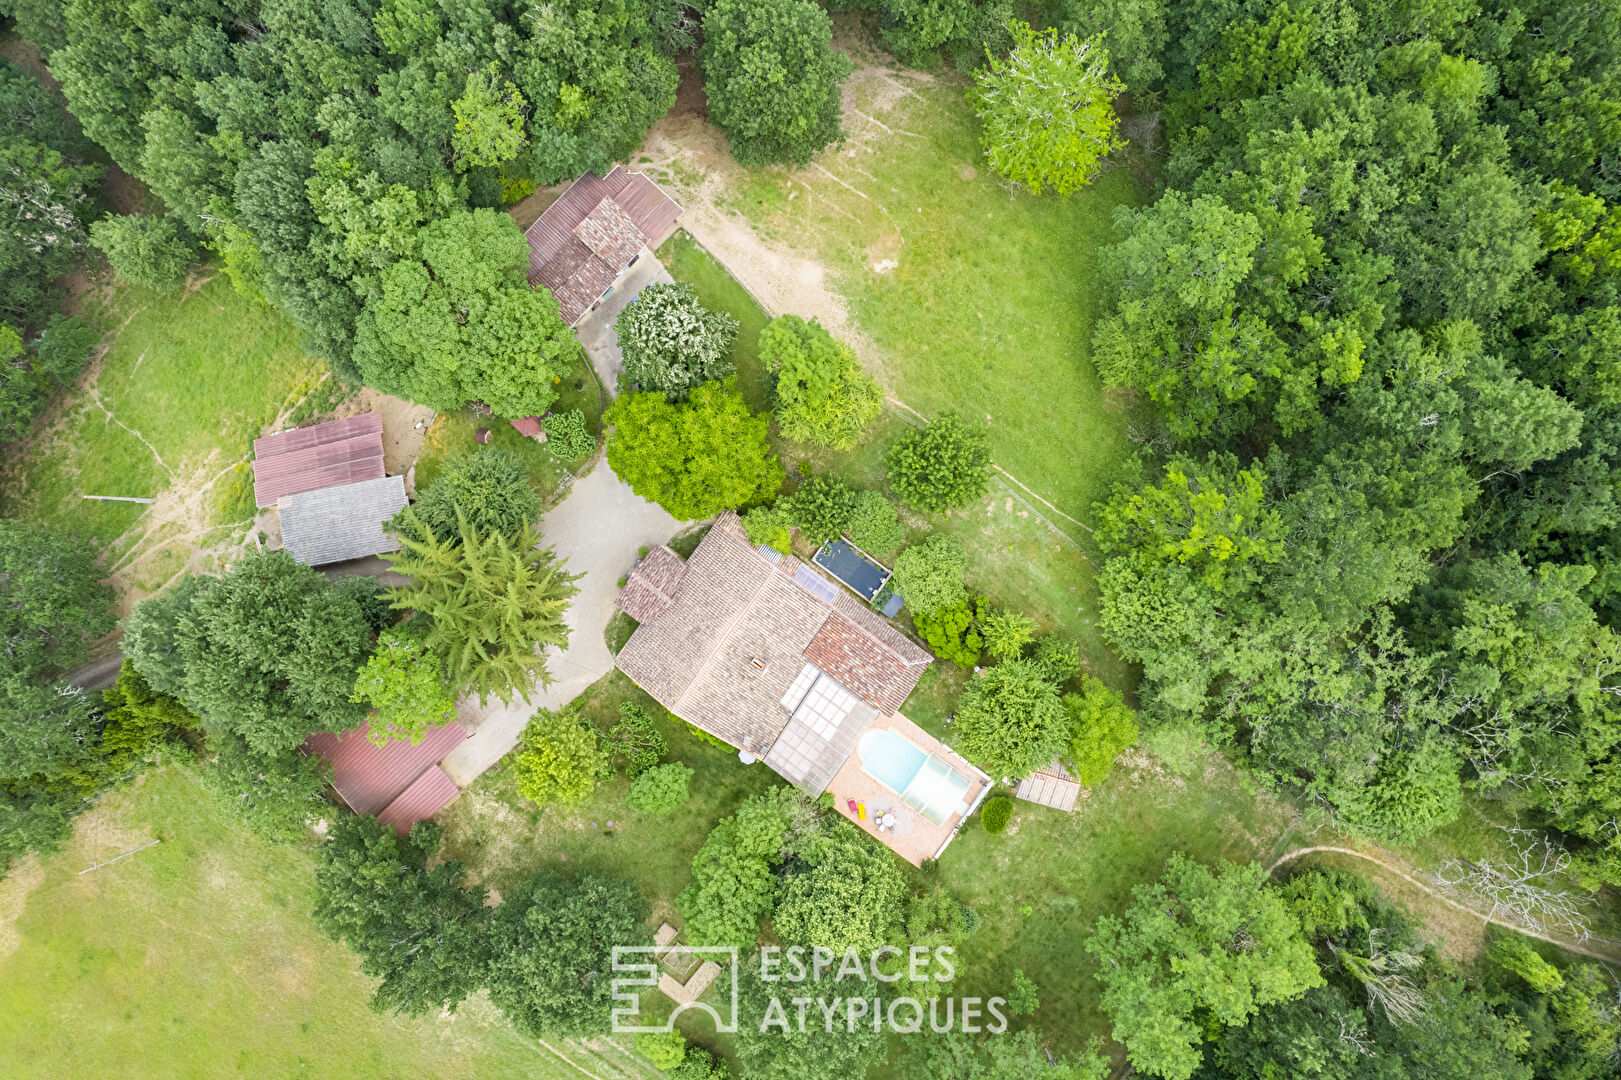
[813,539,891,601]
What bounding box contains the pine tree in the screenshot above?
[385,509,581,705]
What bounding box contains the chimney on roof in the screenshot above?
[749,657,769,675]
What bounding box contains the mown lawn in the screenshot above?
[0,767,661,1080]
[659,230,1128,690]
[1,273,323,554]
[715,52,1145,523]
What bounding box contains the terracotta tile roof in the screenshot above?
[510,416,544,439]
[615,512,933,761]
[253,412,385,508]
[805,614,913,712]
[619,545,688,622]
[576,197,646,266]
[523,167,682,325]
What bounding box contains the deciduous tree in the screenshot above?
[604,378,784,521]
[953,658,1069,779]
[700,0,853,166]
[885,411,990,513]
[967,21,1126,195]
[615,283,737,399]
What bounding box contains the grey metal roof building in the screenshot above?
[278,475,407,566]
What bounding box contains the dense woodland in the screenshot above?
[1089,0,1621,889]
[2,0,1620,1078]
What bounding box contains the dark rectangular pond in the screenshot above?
[813,538,891,602]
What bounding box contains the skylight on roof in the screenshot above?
[791,674,859,741]
[793,565,839,605]
[781,662,820,713]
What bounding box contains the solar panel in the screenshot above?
[758,544,783,564]
[794,565,839,605]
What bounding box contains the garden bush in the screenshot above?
[761,314,881,449]
[602,702,668,777]
[626,762,695,815]
[846,490,904,554]
[891,536,970,617]
[544,409,595,460]
[885,411,990,513]
[912,597,985,668]
[1065,676,1138,785]
[980,608,1036,660]
[785,475,858,543]
[512,707,605,806]
[742,503,794,553]
[614,283,737,398]
[980,795,1013,833]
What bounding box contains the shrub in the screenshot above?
[602,702,668,777]
[980,795,1013,833]
[785,475,858,543]
[742,503,794,553]
[961,904,982,935]
[615,282,738,398]
[1008,968,1039,1014]
[891,535,969,617]
[913,597,985,668]
[885,411,990,513]
[955,660,1069,779]
[627,762,695,815]
[636,1031,688,1071]
[760,314,882,449]
[392,449,540,544]
[980,608,1036,660]
[33,315,98,384]
[1065,676,1138,785]
[544,408,595,460]
[1032,635,1081,683]
[512,707,605,806]
[89,213,194,290]
[846,490,904,554]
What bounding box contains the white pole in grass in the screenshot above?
[81,495,155,503]
[79,839,161,875]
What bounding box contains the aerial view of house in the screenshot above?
[3,2,1619,1079]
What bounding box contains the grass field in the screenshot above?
[659,230,1128,688]
[713,52,1146,523]
[2,274,322,550]
[0,767,667,1080]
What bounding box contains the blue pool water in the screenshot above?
[858,728,927,794]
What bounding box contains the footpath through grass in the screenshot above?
[1,273,324,600]
[0,767,661,1080]
[715,50,1146,523]
[659,230,1128,688]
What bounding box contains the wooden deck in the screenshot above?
[1015,761,1082,812]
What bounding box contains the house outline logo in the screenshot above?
[610,945,741,1034]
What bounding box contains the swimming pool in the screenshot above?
[857,728,973,826]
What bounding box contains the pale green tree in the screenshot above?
[967,22,1126,195]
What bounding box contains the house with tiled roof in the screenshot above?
[614,513,990,865]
